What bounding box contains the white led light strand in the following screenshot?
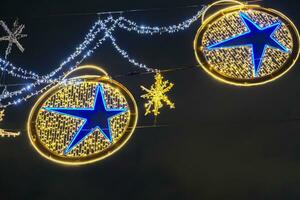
[108,33,156,72]
[0,6,207,108]
[0,17,122,108]
[0,16,114,82]
[0,6,207,80]
[117,7,207,35]
[0,58,40,80]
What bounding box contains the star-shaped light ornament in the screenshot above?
[0,20,27,58]
[141,72,175,116]
[44,85,127,155]
[207,12,289,77]
[194,5,299,86]
[28,66,138,165]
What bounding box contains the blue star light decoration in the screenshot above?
[44,85,127,155]
[207,12,290,77]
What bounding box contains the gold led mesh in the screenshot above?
[202,10,293,79]
[35,82,130,158]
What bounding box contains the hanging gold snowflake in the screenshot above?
[141,72,175,116]
[0,109,20,138]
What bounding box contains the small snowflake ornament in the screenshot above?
[0,20,27,59]
[141,72,175,116]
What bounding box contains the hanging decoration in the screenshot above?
[0,20,27,59]
[0,0,296,165]
[0,109,20,137]
[141,72,175,116]
[194,0,300,86]
[27,65,138,165]
[0,17,116,108]
[0,6,208,108]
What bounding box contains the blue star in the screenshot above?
[44,85,127,155]
[207,12,290,77]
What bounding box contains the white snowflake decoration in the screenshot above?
[0,20,27,58]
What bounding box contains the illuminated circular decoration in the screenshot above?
[27,65,138,165]
[194,4,300,86]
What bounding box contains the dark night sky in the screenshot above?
[0,0,300,199]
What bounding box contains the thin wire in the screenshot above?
[97,5,204,15]
[113,64,199,78]
[0,48,289,87]
[4,116,300,132]
[32,4,204,18]
[29,0,262,18]
[0,63,200,87]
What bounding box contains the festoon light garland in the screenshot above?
[0,6,207,108]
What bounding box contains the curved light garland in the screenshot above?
[0,6,207,108]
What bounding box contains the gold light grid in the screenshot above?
[201,9,293,79]
[35,82,130,158]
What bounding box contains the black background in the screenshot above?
[0,0,300,199]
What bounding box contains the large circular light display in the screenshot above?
[194,4,300,86]
[27,66,138,165]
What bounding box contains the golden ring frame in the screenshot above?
[27,65,138,166]
[194,2,300,86]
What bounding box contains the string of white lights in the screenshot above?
[108,33,156,72]
[0,58,40,80]
[105,8,208,73]
[117,6,206,35]
[0,17,112,81]
[0,6,207,107]
[107,8,207,72]
[0,6,206,80]
[0,17,122,107]
[42,16,114,79]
